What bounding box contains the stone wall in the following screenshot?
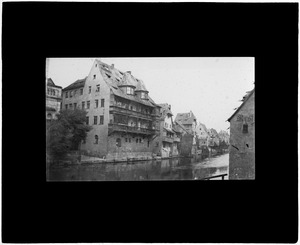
[229,92,255,179]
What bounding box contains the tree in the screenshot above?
[46,109,92,162]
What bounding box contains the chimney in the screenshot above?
[169,105,171,110]
[111,64,114,69]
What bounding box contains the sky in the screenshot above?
[46,57,254,132]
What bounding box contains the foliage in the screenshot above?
[46,109,92,162]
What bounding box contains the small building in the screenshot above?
[153,103,181,158]
[46,78,62,120]
[175,111,197,156]
[61,59,160,160]
[208,128,220,147]
[218,130,230,145]
[227,88,255,179]
[195,122,210,146]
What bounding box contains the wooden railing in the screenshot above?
[199,173,228,180]
[109,104,157,120]
[108,123,156,135]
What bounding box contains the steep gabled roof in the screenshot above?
[174,121,190,134]
[63,77,87,91]
[227,88,255,122]
[95,59,158,108]
[175,111,197,125]
[110,86,155,107]
[47,78,62,88]
[158,103,173,117]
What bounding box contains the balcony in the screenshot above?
[108,123,156,136]
[109,104,157,121]
[173,137,180,142]
[162,136,174,143]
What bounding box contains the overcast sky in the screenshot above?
[47,57,254,132]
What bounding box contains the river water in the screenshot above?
[48,153,229,181]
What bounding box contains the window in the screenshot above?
[74,90,77,96]
[101,99,105,107]
[74,103,77,109]
[141,92,147,99]
[70,91,73,98]
[126,87,134,95]
[47,113,52,119]
[53,90,56,96]
[86,116,89,125]
[87,101,90,109]
[94,116,98,125]
[243,124,248,134]
[95,99,99,108]
[96,84,100,92]
[69,104,73,109]
[89,86,91,94]
[125,138,128,142]
[148,140,150,147]
[93,75,96,79]
[95,135,98,144]
[139,138,142,143]
[65,92,68,98]
[99,115,104,125]
[129,138,131,143]
[65,104,68,110]
[116,138,121,147]
[130,106,133,110]
[80,89,83,95]
[136,138,138,143]
[82,101,85,109]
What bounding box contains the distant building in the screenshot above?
[153,103,181,158]
[62,59,160,160]
[175,112,197,156]
[208,128,220,146]
[46,78,62,120]
[227,88,255,179]
[195,122,210,146]
[218,130,230,145]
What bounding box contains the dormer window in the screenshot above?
[141,92,146,99]
[126,87,134,95]
[93,75,96,79]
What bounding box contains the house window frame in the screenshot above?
[95,135,99,144]
[116,138,121,147]
[99,115,104,125]
[94,116,98,125]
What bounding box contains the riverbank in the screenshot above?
[48,153,229,181]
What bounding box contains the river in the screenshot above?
[48,153,229,181]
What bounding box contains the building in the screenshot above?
[195,122,210,146]
[61,59,160,160]
[46,78,62,120]
[218,130,230,145]
[227,88,255,179]
[208,128,220,146]
[174,112,197,156]
[152,103,181,158]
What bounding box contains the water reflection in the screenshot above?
[49,153,229,181]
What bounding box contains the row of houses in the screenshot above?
[46,59,230,161]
